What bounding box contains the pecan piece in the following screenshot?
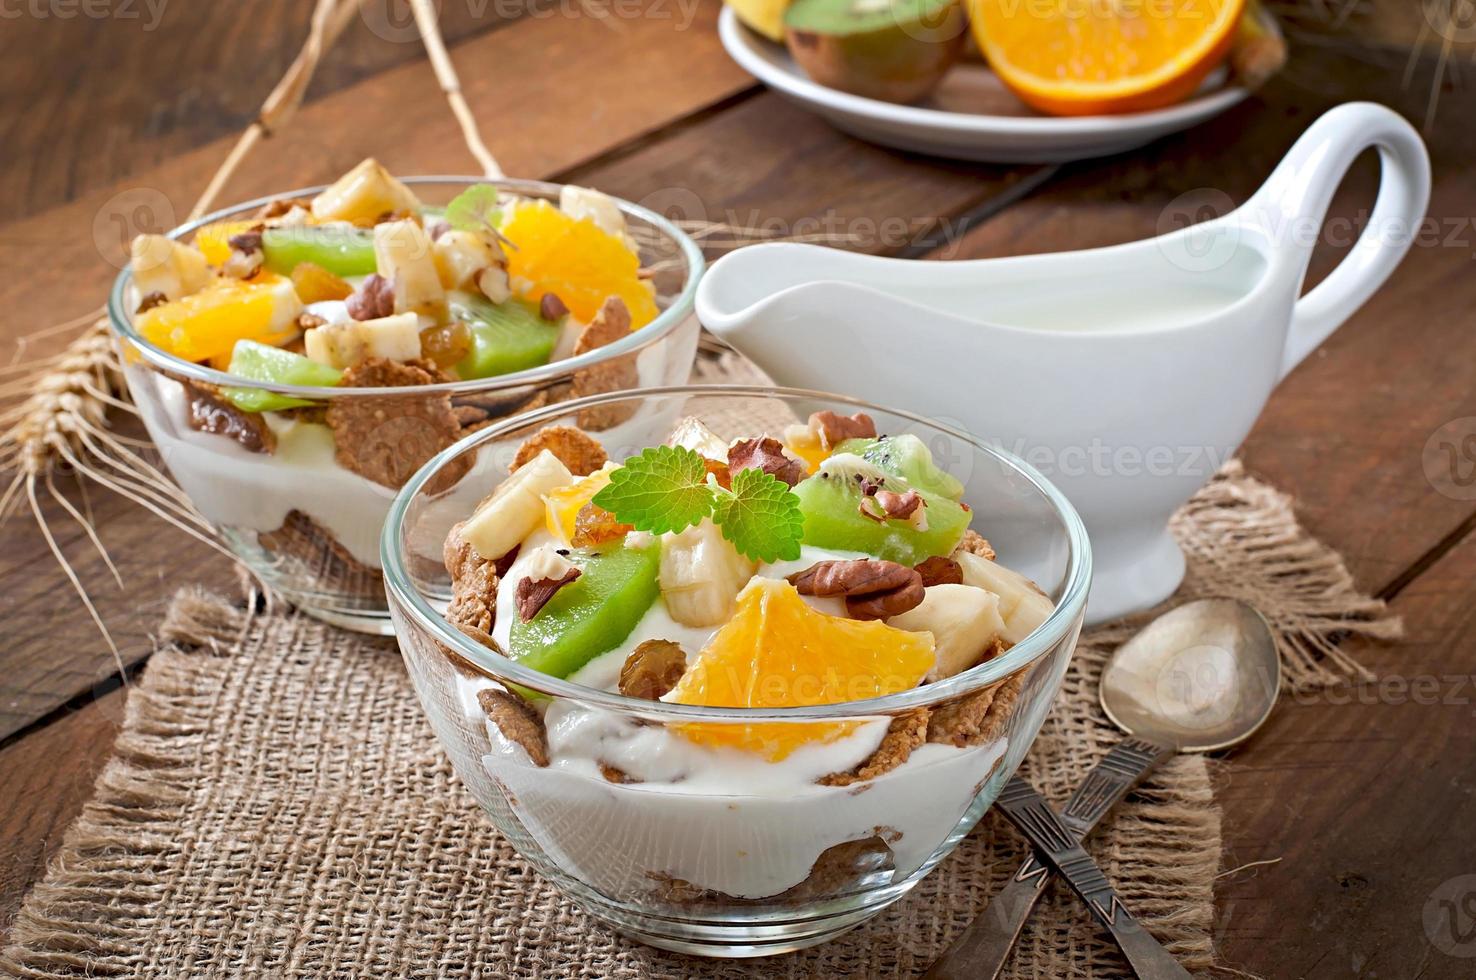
[915,556,963,587]
[136,290,168,314]
[222,230,265,279]
[728,437,806,488]
[345,273,395,320]
[787,558,926,620]
[860,487,927,529]
[789,558,915,597]
[810,410,876,448]
[514,549,582,622]
[619,639,688,700]
[539,293,570,320]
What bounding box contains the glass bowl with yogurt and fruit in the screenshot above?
[383,386,1090,957]
[108,160,703,632]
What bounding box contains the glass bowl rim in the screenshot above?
[105,176,706,398]
[381,383,1093,721]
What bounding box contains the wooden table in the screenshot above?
[2,3,1474,975]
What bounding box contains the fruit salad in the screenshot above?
[118,163,693,624]
[441,411,1055,902]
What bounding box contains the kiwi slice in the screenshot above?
[784,0,966,104]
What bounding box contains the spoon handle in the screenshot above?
[992,776,1191,980]
[924,738,1173,979]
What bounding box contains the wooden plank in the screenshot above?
[927,49,1476,596]
[1211,531,1476,977]
[0,692,121,935]
[0,1,754,740]
[0,0,531,220]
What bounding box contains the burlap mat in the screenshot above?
[1,364,1400,979]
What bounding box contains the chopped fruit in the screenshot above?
[131,235,212,303]
[956,552,1054,644]
[261,226,378,277]
[886,584,1005,682]
[193,220,258,267]
[418,321,473,369]
[667,416,730,460]
[659,519,758,627]
[725,0,791,41]
[782,423,831,474]
[461,450,575,560]
[558,185,632,247]
[968,0,1244,115]
[783,0,966,104]
[290,262,353,304]
[500,199,659,328]
[838,434,965,501]
[374,219,446,318]
[509,540,662,678]
[432,229,505,290]
[136,275,302,364]
[545,464,620,544]
[794,454,969,565]
[221,339,343,413]
[310,157,423,226]
[303,312,422,370]
[451,295,560,379]
[668,579,934,760]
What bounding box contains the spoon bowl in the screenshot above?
[1100,598,1280,752]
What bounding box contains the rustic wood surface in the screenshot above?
[3,2,1475,976]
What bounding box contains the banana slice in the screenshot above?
[461,450,576,560]
[955,552,1054,645]
[659,519,757,627]
[374,220,446,319]
[303,312,421,369]
[886,583,1005,682]
[558,185,634,249]
[432,229,506,290]
[311,158,422,226]
[131,235,211,302]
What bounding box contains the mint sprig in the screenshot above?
[592,445,805,561]
[711,465,804,563]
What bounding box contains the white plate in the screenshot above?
[717,7,1250,164]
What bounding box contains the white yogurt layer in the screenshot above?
[467,541,1010,901]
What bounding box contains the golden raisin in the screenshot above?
[290,262,353,303]
[570,502,633,548]
[420,321,474,368]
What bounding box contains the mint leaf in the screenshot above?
[445,184,503,234]
[712,467,804,563]
[592,446,714,535]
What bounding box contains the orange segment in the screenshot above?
[500,199,659,329]
[136,275,302,364]
[668,579,934,760]
[544,464,618,544]
[193,220,258,266]
[969,0,1244,115]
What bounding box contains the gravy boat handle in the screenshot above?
[1232,102,1431,379]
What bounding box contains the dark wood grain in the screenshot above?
[0,2,754,740]
[0,692,122,934]
[0,0,533,221]
[1211,532,1476,978]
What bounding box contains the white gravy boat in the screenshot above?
[696,102,1430,623]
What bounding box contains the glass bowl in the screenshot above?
[382,385,1091,957]
[106,177,704,633]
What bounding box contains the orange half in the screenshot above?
[970,0,1244,115]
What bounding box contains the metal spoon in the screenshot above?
[926,598,1280,980]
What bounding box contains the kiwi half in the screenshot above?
[784,0,966,104]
